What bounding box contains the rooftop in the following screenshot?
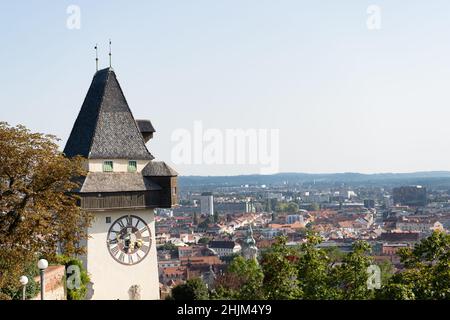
[64,68,153,160]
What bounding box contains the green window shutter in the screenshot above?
[103,161,113,172]
[128,160,137,172]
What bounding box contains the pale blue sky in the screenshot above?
[1,1,450,176]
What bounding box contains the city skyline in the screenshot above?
[2,1,450,175]
[2,2,450,305]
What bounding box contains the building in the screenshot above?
[161,266,187,283]
[208,241,241,257]
[178,246,196,259]
[214,201,254,214]
[393,186,427,207]
[364,199,375,209]
[286,214,304,225]
[158,260,181,269]
[64,67,177,300]
[241,225,258,261]
[379,232,420,243]
[396,219,443,233]
[200,192,214,216]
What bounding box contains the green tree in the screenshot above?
[286,202,299,213]
[275,201,299,213]
[0,122,91,298]
[171,278,209,300]
[55,255,90,300]
[213,256,264,300]
[297,231,338,299]
[379,231,450,300]
[158,242,178,257]
[198,237,210,245]
[260,236,302,299]
[0,259,39,300]
[376,259,394,286]
[331,241,374,300]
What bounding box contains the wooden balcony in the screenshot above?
[80,189,175,211]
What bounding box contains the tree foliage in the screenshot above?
[0,123,91,297]
[379,231,450,300]
[171,278,209,300]
[212,256,264,300]
[331,241,374,299]
[260,236,302,299]
[175,231,450,300]
[275,202,299,213]
[55,255,90,300]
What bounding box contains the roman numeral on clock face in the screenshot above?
[126,216,133,227]
[139,226,149,234]
[140,244,149,253]
[136,252,142,261]
[110,245,119,256]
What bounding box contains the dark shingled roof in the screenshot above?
[80,172,162,193]
[136,119,155,133]
[63,68,154,160]
[208,241,237,249]
[142,161,178,177]
[379,232,420,242]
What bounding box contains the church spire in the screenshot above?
[242,224,258,261]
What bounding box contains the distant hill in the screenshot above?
[178,171,450,188]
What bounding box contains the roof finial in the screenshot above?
[94,44,99,72]
[109,39,112,68]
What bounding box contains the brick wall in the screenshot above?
[32,265,66,300]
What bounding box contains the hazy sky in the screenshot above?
[1,1,450,176]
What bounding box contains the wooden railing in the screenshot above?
[80,190,172,210]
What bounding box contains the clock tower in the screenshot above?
[64,67,177,300]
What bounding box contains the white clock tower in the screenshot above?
[64,67,177,300]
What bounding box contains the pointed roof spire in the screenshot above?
[244,224,256,246]
[64,68,154,160]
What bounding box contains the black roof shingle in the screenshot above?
[64,68,154,160]
[80,172,162,193]
[142,161,178,177]
[208,241,237,249]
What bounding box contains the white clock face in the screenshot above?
[106,215,151,265]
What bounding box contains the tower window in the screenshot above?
[103,161,113,172]
[128,160,137,172]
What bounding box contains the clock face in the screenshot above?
[106,215,151,265]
